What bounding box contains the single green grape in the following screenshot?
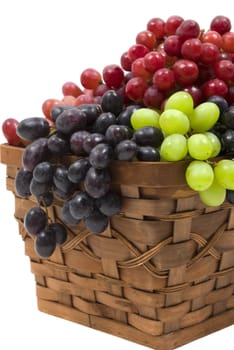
[205,131,221,157]
[185,160,214,191]
[199,178,226,207]
[164,91,194,115]
[187,133,213,160]
[160,134,187,161]
[214,159,234,190]
[131,108,160,130]
[189,102,220,132]
[159,109,190,135]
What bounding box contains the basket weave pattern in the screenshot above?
[1,143,234,350]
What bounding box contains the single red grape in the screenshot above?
[203,78,228,98]
[143,86,165,108]
[201,30,223,48]
[128,44,149,61]
[152,68,175,91]
[2,118,21,145]
[173,59,199,86]
[143,51,165,73]
[222,32,234,53]
[42,98,63,120]
[120,51,132,71]
[80,68,102,89]
[214,59,234,82]
[102,64,124,89]
[62,81,83,97]
[131,57,152,81]
[176,19,200,42]
[125,77,148,102]
[165,15,184,35]
[199,42,220,64]
[164,35,183,57]
[181,38,202,61]
[136,30,156,50]
[210,15,231,34]
[147,17,165,39]
[73,94,94,106]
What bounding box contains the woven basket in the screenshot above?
[0,143,234,350]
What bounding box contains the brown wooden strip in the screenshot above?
[124,287,165,308]
[157,301,190,322]
[214,230,234,251]
[111,159,189,187]
[120,266,166,291]
[180,305,212,328]
[73,296,103,317]
[227,295,234,309]
[95,290,136,313]
[121,197,176,217]
[36,285,59,302]
[205,285,234,305]
[37,298,90,327]
[128,313,163,336]
[152,241,197,270]
[87,235,131,260]
[64,249,103,274]
[111,216,172,246]
[185,256,219,282]
[184,279,215,300]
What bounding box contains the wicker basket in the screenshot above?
[0,143,233,350]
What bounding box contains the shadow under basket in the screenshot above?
[0,143,233,350]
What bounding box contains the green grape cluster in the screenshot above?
[131,90,233,207]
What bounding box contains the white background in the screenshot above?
[0,1,233,349]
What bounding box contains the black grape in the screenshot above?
[51,105,72,122]
[15,167,33,198]
[77,104,102,126]
[84,208,109,234]
[83,133,105,154]
[17,117,50,141]
[67,158,90,184]
[115,140,137,161]
[89,143,114,169]
[136,146,161,161]
[220,106,234,129]
[221,129,234,153]
[84,166,111,198]
[69,191,95,219]
[30,178,52,197]
[96,191,122,216]
[24,207,47,236]
[133,126,164,147]
[34,227,57,258]
[70,130,90,156]
[105,124,129,146]
[61,200,81,226]
[48,223,67,244]
[101,90,123,116]
[33,161,54,183]
[48,132,70,155]
[53,165,75,194]
[22,137,49,171]
[55,108,87,134]
[93,112,116,134]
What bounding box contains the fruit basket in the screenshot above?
[1,143,234,350]
[1,14,234,350]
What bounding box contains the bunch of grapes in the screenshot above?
[3,14,234,258]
